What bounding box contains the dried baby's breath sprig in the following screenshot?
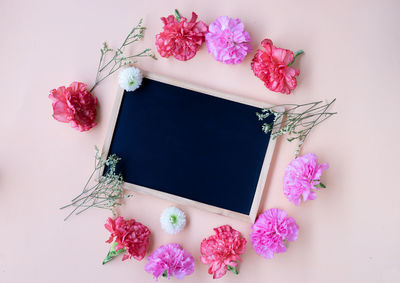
[90,19,157,92]
[257,99,337,157]
[60,146,131,221]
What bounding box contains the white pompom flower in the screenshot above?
[118,67,143,92]
[160,207,186,234]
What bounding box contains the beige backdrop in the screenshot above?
[1,0,399,282]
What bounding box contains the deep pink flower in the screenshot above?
[155,12,208,61]
[200,225,246,279]
[251,39,300,94]
[283,153,329,205]
[250,208,298,259]
[49,82,97,131]
[105,216,150,261]
[145,243,194,280]
[205,16,252,64]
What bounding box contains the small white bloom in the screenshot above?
[118,67,143,92]
[160,206,186,234]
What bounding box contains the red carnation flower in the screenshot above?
[251,39,301,94]
[155,11,208,61]
[200,225,247,279]
[105,216,150,261]
[49,82,97,131]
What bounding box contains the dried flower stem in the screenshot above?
[60,146,131,221]
[257,99,337,157]
[90,19,156,92]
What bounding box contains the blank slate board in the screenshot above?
[102,73,280,222]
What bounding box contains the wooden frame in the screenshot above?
[102,72,283,223]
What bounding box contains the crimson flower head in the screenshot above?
[251,39,302,94]
[105,216,150,261]
[200,225,247,279]
[49,82,97,131]
[155,11,208,61]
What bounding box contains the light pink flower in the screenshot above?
[155,12,208,61]
[251,39,300,94]
[49,82,97,131]
[200,225,246,279]
[105,216,150,261]
[145,243,194,281]
[205,16,252,64]
[250,208,298,259]
[283,153,329,205]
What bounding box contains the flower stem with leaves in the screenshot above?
[90,19,156,92]
[257,99,337,157]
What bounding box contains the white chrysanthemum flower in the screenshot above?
[160,207,186,234]
[118,67,143,92]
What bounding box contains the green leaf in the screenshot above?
[162,270,169,278]
[227,265,239,275]
[174,9,181,22]
[315,182,326,189]
[102,242,126,265]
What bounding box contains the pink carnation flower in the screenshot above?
[250,208,298,259]
[145,243,194,281]
[205,16,252,64]
[200,225,246,279]
[251,39,300,94]
[49,82,97,131]
[155,12,208,61]
[283,153,329,205]
[105,216,150,261]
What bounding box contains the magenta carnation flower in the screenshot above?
[205,16,252,64]
[145,243,194,280]
[283,153,329,205]
[250,208,298,259]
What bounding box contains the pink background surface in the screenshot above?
[1,0,399,282]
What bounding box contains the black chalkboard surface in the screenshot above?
[103,74,278,222]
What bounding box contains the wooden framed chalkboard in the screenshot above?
[102,73,282,222]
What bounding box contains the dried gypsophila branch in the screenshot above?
[60,146,132,221]
[256,99,337,157]
[90,19,157,92]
